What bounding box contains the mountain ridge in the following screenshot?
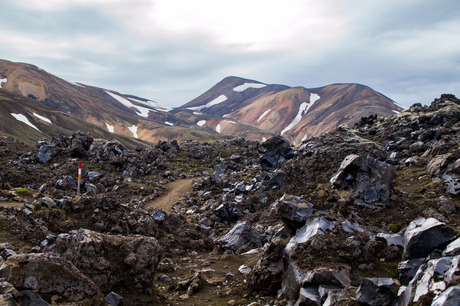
[1,59,403,145]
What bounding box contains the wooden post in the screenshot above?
[77,161,82,196]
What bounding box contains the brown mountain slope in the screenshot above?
[0,59,220,144]
[177,77,403,144]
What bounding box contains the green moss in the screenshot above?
[388,223,402,233]
[15,188,30,195]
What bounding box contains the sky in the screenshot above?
[0,0,459,108]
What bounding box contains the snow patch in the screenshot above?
[128,97,172,112]
[197,120,206,127]
[106,123,114,133]
[106,91,151,118]
[66,80,84,87]
[187,95,227,111]
[281,102,309,135]
[262,137,266,142]
[301,134,307,142]
[128,125,138,138]
[233,82,266,92]
[280,93,320,136]
[216,124,221,133]
[165,121,174,126]
[193,112,202,115]
[257,109,271,123]
[225,120,236,124]
[11,113,40,131]
[0,78,7,88]
[33,113,51,124]
[392,109,401,114]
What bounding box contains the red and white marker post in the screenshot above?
[77,161,82,196]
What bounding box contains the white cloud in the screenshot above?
[17,0,350,53]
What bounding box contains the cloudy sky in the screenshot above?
[1,0,459,108]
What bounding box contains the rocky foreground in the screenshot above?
[1,94,460,305]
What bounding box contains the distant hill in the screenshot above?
[0,60,403,146]
[176,76,403,144]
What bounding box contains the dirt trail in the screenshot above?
[145,178,194,211]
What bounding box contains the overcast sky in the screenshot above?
[1,0,459,108]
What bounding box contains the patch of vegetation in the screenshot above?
[388,223,402,233]
[15,188,31,195]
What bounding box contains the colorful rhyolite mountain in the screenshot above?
[0,59,403,146]
[176,76,404,144]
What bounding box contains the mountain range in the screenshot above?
[0,59,403,146]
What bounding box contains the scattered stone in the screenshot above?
[330,154,395,207]
[105,291,123,306]
[402,217,455,260]
[356,277,398,306]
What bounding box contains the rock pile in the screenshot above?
[0,94,459,304]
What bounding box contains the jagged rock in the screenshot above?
[40,196,56,208]
[55,228,161,292]
[37,142,51,164]
[260,136,293,169]
[216,221,255,252]
[431,285,460,306]
[214,203,242,223]
[398,258,427,285]
[295,267,351,305]
[397,256,460,305]
[0,249,16,261]
[330,154,395,207]
[87,171,102,182]
[443,238,460,257]
[0,281,18,305]
[70,132,94,158]
[272,194,314,224]
[105,291,123,306]
[5,253,105,305]
[442,175,460,195]
[295,287,320,305]
[323,287,356,306]
[402,218,455,260]
[356,277,398,306]
[282,218,335,302]
[377,233,403,247]
[427,154,456,177]
[85,183,97,195]
[437,196,456,215]
[285,217,335,253]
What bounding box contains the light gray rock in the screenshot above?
[443,238,460,257]
[431,285,460,306]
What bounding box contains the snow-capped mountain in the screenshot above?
[176,76,404,144]
[0,59,219,145]
[0,59,403,146]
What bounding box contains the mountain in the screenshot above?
[0,59,220,145]
[1,59,403,146]
[176,76,404,144]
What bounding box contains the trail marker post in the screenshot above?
[77,161,82,196]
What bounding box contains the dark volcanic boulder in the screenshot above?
[260,136,294,169]
[5,253,105,305]
[272,194,314,224]
[356,277,398,306]
[330,154,396,208]
[216,221,256,252]
[56,229,161,291]
[402,217,455,260]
